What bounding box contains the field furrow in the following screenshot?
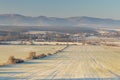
[0,45,120,80]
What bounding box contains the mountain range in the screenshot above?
[0,14,120,28]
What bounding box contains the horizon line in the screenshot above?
[0,13,119,20]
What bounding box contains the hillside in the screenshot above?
[0,14,120,28]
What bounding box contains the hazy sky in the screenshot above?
[0,0,120,19]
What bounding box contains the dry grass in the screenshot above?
[26,52,36,60]
[26,52,47,60]
[7,56,24,64]
[47,53,52,56]
[0,45,120,79]
[37,54,47,58]
[0,45,66,64]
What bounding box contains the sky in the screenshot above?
[0,0,120,19]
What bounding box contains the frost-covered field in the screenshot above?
[0,45,120,80]
[0,45,65,64]
[0,41,82,45]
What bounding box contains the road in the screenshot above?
[0,45,120,80]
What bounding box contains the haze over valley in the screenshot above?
[0,0,120,80]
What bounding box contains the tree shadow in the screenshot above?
[0,76,26,80]
[21,61,42,64]
[0,71,24,74]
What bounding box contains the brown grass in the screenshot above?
[7,56,24,64]
[37,54,47,58]
[47,53,52,56]
[27,52,36,59]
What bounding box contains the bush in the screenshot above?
[27,52,36,59]
[37,54,47,58]
[7,56,24,64]
[15,58,24,63]
[57,50,62,52]
[7,56,16,64]
[47,53,52,56]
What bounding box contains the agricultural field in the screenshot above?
[0,45,120,80]
[0,45,66,64]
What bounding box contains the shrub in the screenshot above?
[47,53,52,56]
[37,54,47,58]
[27,52,36,59]
[7,56,24,64]
[7,56,16,64]
[15,58,24,63]
[58,50,62,52]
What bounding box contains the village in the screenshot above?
[0,29,120,46]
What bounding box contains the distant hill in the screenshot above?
[0,14,120,28]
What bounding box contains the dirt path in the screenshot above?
[0,45,120,80]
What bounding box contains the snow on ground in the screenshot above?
[0,45,65,64]
[0,45,120,80]
[0,41,82,45]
